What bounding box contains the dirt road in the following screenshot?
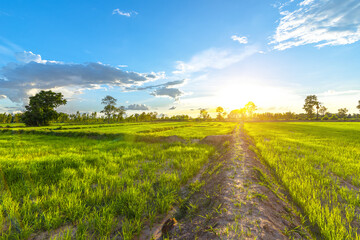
[157,126,312,239]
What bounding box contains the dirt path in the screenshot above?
[160,126,312,239]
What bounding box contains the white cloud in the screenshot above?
[127,104,149,110]
[0,52,163,103]
[173,46,259,75]
[15,51,44,63]
[112,9,137,17]
[271,0,360,50]
[318,89,360,96]
[0,95,7,99]
[231,35,248,44]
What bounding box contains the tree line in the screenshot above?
[1,91,360,126]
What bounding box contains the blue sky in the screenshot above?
[1,0,360,116]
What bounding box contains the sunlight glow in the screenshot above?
[215,83,302,112]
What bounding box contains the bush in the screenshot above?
[329,114,338,120]
[321,115,329,120]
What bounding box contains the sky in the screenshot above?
[1,0,360,116]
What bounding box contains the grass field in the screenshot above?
[0,122,236,239]
[0,122,237,140]
[4,121,359,239]
[244,122,360,239]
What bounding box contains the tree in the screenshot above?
[101,95,120,123]
[338,108,348,119]
[319,105,327,116]
[216,106,226,120]
[245,101,257,119]
[22,90,67,126]
[303,95,320,119]
[200,109,210,119]
[357,100,360,113]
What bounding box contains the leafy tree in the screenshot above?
[200,109,210,119]
[100,95,125,123]
[338,108,348,119]
[319,105,327,116]
[227,108,246,120]
[321,115,329,121]
[22,90,67,126]
[329,114,338,120]
[303,95,320,119]
[357,100,360,113]
[245,101,257,118]
[216,106,226,120]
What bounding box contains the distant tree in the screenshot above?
[329,114,338,120]
[216,106,226,120]
[319,105,327,116]
[321,115,329,121]
[101,95,125,123]
[200,109,210,119]
[338,108,348,119]
[117,106,126,120]
[303,95,320,119]
[22,90,67,126]
[357,100,360,113]
[245,101,257,118]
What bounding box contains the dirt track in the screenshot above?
[154,126,312,239]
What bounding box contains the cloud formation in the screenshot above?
[271,0,360,50]
[127,104,149,110]
[151,87,183,100]
[231,35,248,44]
[0,95,7,99]
[173,46,259,74]
[15,51,44,63]
[126,79,185,91]
[112,9,137,17]
[125,79,185,100]
[319,89,360,96]
[169,106,176,110]
[0,53,162,103]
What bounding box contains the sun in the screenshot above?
[216,84,262,110]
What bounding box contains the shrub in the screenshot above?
[329,114,338,120]
[321,115,329,120]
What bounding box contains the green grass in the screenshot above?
[0,123,25,128]
[1,122,237,140]
[244,122,360,239]
[0,122,237,239]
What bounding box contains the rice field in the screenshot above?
[0,122,237,140]
[0,122,236,239]
[244,122,360,239]
[3,121,359,239]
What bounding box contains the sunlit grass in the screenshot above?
[244,122,360,239]
[0,122,237,239]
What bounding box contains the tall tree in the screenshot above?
[216,106,225,120]
[200,109,210,119]
[319,105,328,116]
[101,95,119,123]
[22,90,67,126]
[303,95,320,119]
[338,108,348,119]
[357,100,360,113]
[245,101,257,119]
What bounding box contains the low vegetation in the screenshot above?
[244,122,360,239]
[0,122,236,239]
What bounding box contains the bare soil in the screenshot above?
[156,126,312,239]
